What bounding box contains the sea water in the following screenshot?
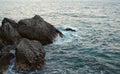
[0,0,120,74]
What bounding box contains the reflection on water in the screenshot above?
[0,0,120,74]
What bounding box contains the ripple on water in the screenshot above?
[2,0,120,74]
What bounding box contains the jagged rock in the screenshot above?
[16,38,45,71]
[65,28,76,32]
[0,22,21,44]
[18,15,63,45]
[0,15,63,72]
[2,18,18,29]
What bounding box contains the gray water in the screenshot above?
[0,0,120,74]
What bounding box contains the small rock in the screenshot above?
[0,45,17,74]
[65,28,76,32]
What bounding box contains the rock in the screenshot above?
[0,15,63,72]
[2,18,18,29]
[65,28,76,32]
[0,39,4,49]
[16,38,45,71]
[0,46,14,74]
[0,53,14,74]
[18,15,63,45]
[0,22,21,44]
[0,29,5,48]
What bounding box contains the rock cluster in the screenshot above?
[0,15,63,73]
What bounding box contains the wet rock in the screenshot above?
[18,15,63,45]
[65,28,76,32]
[0,46,14,74]
[0,22,21,44]
[0,39,4,49]
[0,15,64,72]
[0,53,14,74]
[16,38,45,71]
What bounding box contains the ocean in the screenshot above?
[0,0,120,74]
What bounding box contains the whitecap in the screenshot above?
[53,26,83,45]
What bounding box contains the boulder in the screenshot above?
[16,38,45,71]
[0,22,21,44]
[18,15,63,45]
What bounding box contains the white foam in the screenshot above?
[5,58,15,74]
[53,26,83,45]
[5,50,16,74]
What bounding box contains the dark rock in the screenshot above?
[0,53,14,74]
[0,28,5,49]
[0,39,4,49]
[0,22,21,44]
[18,15,63,45]
[0,45,15,73]
[16,38,45,71]
[0,15,63,72]
[2,18,18,28]
[65,28,76,32]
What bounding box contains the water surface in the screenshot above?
[0,0,120,74]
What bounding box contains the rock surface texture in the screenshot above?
[16,38,45,71]
[0,22,21,44]
[0,45,15,74]
[18,15,63,45]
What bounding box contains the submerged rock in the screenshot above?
[65,28,76,32]
[16,38,45,71]
[18,15,63,45]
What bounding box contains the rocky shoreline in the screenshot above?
[0,15,63,74]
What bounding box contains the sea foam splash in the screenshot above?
[53,26,83,45]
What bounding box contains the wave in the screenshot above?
[53,26,83,45]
